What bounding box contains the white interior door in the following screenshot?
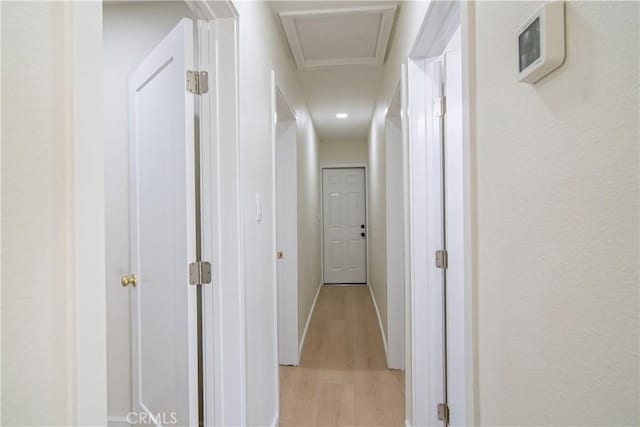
[129,18,198,427]
[322,168,367,284]
[275,118,298,366]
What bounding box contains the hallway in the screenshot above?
[280,286,404,426]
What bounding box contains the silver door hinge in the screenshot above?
[189,261,212,285]
[435,249,448,269]
[186,70,209,95]
[437,403,449,423]
[433,96,446,117]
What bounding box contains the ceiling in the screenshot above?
[270,1,400,142]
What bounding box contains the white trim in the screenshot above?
[107,416,130,426]
[320,163,369,286]
[185,0,238,19]
[298,282,322,358]
[68,2,107,424]
[460,2,478,424]
[407,33,435,427]
[385,82,405,371]
[410,1,460,58]
[319,162,368,169]
[197,13,246,427]
[367,283,387,355]
[270,413,279,427]
[322,283,366,287]
[400,62,412,425]
[279,5,397,71]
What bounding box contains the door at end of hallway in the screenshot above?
[322,167,367,284]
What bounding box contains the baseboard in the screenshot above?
[367,283,388,355]
[271,412,279,427]
[405,420,412,427]
[299,282,322,359]
[107,415,130,427]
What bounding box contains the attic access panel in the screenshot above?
[279,5,397,71]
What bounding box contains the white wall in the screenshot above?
[469,1,639,424]
[102,2,195,420]
[234,2,321,425]
[367,0,431,346]
[319,139,368,165]
[2,1,106,425]
[297,125,322,345]
[2,4,71,423]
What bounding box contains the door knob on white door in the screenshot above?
[121,274,137,287]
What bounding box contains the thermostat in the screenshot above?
[516,1,565,84]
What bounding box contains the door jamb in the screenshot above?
[186,2,245,427]
[384,83,405,371]
[271,71,300,367]
[67,2,107,424]
[405,0,476,425]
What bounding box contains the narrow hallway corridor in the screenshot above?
[280,286,404,426]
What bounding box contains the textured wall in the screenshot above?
[471,1,639,424]
[1,3,70,424]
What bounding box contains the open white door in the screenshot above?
[128,18,198,427]
[274,82,299,366]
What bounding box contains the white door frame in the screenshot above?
[271,72,300,366]
[385,83,405,371]
[67,3,107,424]
[319,164,369,286]
[406,1,476,426]
[72,1,244,425]
[185,3,246,426]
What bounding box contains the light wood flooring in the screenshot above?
[279,286,404,426]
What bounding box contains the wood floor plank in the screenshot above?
[279,286,404,426]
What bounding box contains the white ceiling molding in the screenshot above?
[279,5,397,71]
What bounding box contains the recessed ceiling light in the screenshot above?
[336,113,348,119]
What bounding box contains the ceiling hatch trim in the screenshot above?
[279,5,397,71]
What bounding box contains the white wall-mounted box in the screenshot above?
[516,1,566,84]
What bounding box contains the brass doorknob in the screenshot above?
[121,274,137,287]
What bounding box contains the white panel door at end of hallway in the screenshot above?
[323,168,367,284]
[128,18,198,427]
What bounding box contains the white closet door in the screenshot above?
[323,168,367,284]
[128,18,198,427]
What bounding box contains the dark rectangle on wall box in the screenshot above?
[519,16,541,72]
